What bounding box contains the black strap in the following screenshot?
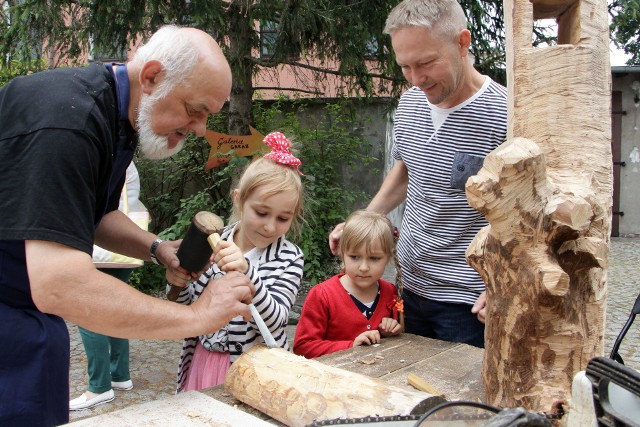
[96,63,138,225]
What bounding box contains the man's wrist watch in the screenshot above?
[150,239,164,265]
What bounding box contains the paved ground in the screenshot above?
[67,237,640,423]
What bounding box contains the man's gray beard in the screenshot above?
[137,93,185,160]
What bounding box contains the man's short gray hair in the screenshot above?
[383,0,468,40]
[130,25,200,99]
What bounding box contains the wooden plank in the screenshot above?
[378,344,485,402]
[201,388,284,426]
[69,391,273,426]
[316,334,455,378]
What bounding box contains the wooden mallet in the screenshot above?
[176,211,225,273]
[167,211,224,301]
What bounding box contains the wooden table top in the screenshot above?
[202,333,485,424]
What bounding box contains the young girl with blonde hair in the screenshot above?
[294,210,403,359]
[167,132,304,392]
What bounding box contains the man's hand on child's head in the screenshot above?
[378,317,402,336]
[328,223,345,255]
[354,330,381,347]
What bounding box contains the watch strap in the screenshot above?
[150,238,164,265]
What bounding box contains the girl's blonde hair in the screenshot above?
[228,156,305,237]
[340,210,395,258]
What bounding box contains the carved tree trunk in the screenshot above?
[465,0,612,412]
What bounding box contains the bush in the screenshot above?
[0,59,46,87]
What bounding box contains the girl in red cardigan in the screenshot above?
[294,210,403,358]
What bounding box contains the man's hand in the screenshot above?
[378,317,402,336]
[157,239,181,269]
[165,263,191,302]
[328,222,345,256]
[166,265,191,288]
[192,271,255,324]
[354,330,381,346]
[471,291,487,324]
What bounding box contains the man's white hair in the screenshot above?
[130,25,200,99]
[384,0,468,40]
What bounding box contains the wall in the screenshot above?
[612,68,640,236]
[262,98,396,205]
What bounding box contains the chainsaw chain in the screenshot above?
[307,409,562,426]
[308,414,422,426]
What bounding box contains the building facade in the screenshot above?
[612,66,640,236]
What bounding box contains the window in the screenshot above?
[259,20,299,61]
[260,21,278,60]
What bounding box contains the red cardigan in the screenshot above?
[293,274,399,359]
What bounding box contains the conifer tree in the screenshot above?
[0,0,512,133]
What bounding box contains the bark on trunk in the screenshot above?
[228,0,254,136]
[224,346,445,427]
[465,0,612,412]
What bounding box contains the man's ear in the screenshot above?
[457,29,472,55]
[139,60,164,95]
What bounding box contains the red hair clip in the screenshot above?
[262,132,303,174]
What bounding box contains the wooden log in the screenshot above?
[465,0,611,414]
[224,345,445,427]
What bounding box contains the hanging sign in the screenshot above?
[204,127,265,170]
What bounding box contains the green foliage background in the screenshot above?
[609,0,640,65]
[132,99,376,293]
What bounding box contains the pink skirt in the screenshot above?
[183,340,231,392]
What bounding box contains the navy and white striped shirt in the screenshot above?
[393,77,507,305]
[171,222,304,392]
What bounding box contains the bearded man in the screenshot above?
[0,25,255,426]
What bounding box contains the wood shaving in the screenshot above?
[359,358,376,365]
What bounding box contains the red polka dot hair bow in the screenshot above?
[263,132,303,174]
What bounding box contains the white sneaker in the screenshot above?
[111,379,133,391]
[69,389,114,410]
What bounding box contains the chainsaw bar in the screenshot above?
[306,414,423,426]
[306,405,557,427]
[306,413,491,426]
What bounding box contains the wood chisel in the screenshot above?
[207,233,278,349]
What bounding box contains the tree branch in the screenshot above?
[253,86,323,95]
[251,57,403,83]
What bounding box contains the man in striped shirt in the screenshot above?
[330,0,507,348]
